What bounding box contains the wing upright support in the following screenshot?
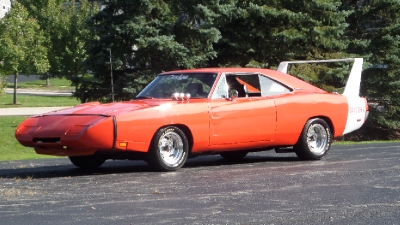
[277,58,363,97]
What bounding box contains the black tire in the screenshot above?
[294,118,332,160]
[69,155,105,169]
[220,151,248,160]
[147,126,189,171]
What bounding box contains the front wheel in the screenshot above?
[147,126,189,171]
[69,155,105,169]
[294,118,332,160]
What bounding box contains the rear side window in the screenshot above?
[259,75,291,96]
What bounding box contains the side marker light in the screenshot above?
[119,142,127,147]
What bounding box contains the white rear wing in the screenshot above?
[277,58,363,97]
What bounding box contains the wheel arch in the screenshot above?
[306,116,335,137]
[294,116,333,160]
[150,124,194,153]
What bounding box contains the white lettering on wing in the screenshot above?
[349,106,365,113]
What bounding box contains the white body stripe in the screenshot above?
[343,96,368,135]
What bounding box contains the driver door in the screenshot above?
[208,74,276,146]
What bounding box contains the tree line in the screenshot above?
[0,0,399,139]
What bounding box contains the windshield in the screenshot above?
[136,73,218,99]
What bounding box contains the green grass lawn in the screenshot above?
[0,116,62,161]
[1,77,80,107]
[332,140,400,145]
[7,77,74,90]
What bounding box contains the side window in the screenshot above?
[211,75,228,99]
[226,74,261,97]
[259,75,291,96]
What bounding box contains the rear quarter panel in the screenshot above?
[273,92,348,145]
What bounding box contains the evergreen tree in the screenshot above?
[212,0,350,67]
[83,0,221,102]
[210,0,352,93]
[344,0,400,132]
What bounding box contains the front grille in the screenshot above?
[33,138,61,143]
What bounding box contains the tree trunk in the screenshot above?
[13,72,18,105]
[46,72,50,86]
[0,76,4,96]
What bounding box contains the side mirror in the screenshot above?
[229,89,238,100]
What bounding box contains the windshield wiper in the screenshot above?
[134,96,153,99]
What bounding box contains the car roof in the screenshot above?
[160,68,325,93]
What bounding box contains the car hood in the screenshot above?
[43,100,170,117]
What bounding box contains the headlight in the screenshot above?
[65,125,89,135]
[17,126,40,135]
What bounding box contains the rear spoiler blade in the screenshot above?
[277,58,364,97]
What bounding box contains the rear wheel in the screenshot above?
[220,151,248,160]
[147,126,189,171]
[69,155,105,169]
[294,118,332,160]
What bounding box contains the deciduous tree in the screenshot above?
[19,0,98,89]
[0,2,49,104]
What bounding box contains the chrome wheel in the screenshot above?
[147,126,189,171]
[158,131,184,167]
[295,118,332,160]
[306,123,328,155]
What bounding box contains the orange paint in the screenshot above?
[15,68,367,158]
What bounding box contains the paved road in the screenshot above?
[5,88,73,97]
[0,142,399,225]
[0,107,70,116]
[1,88,73,116]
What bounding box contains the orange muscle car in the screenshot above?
[15,58,368,171]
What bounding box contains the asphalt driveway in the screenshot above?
[1,142,399,225]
